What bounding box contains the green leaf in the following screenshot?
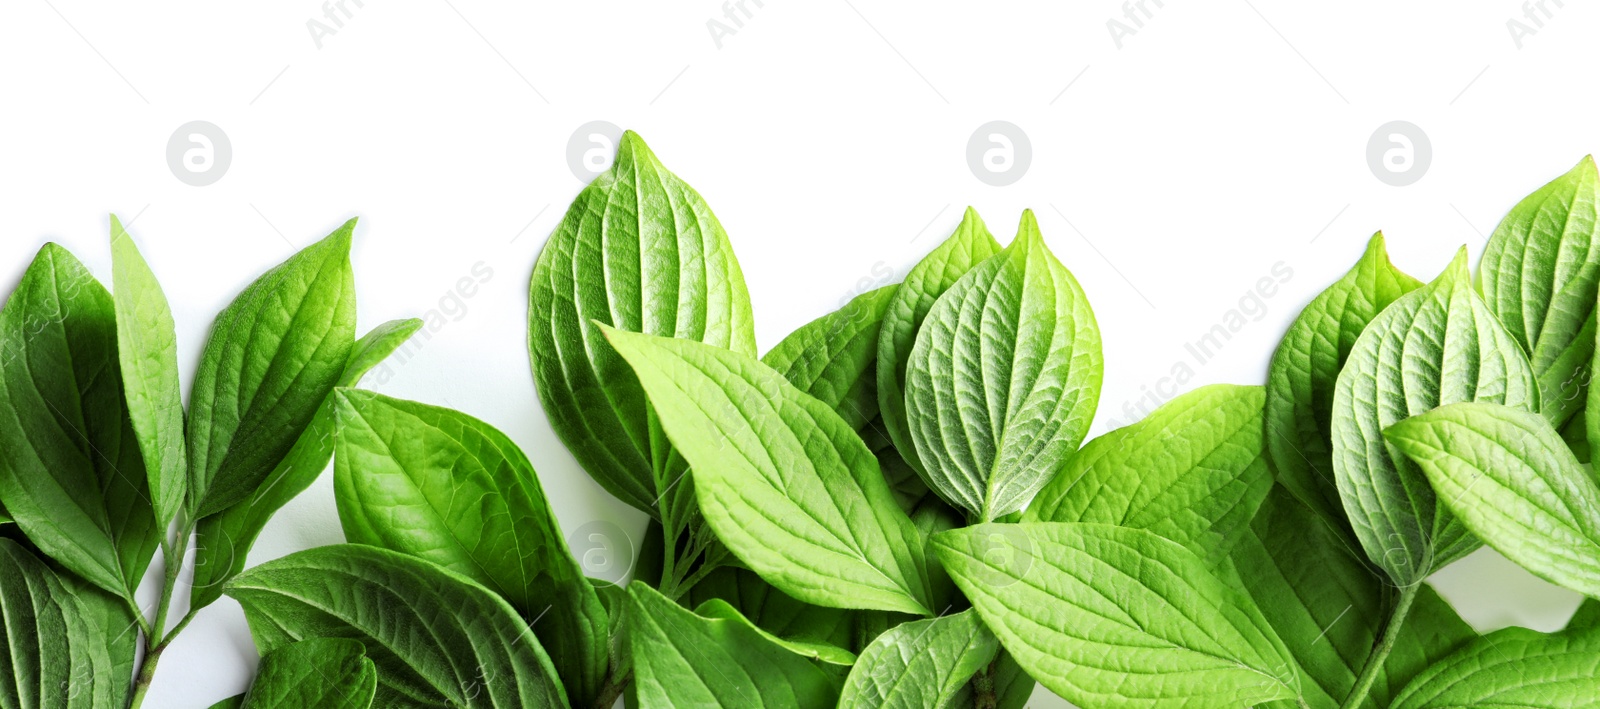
[1567,598,1600,631]
[528,129,757,516]
[241,638,376,709]
[1332,248,1538,585]
[626,582,841,709]
[931,523,1300,709]
[1232,487,1477,708]
[1025,383,1272,563]
[763,285,898,431]
[1266,232,1423,528]
[225,544,567,708]
[187,220,357,519]
[684,566,856,655]
[332,390,608,706]
[1389,620,1600,709]
[1384,401,1600,597]
[603,326,936,616]
[906,211,1103,520]
[0,538,123,709]
[189,319,419,612]
[694,599,856,666]
[878,207,1002,478]
[207,696,244,709]
[109,215,188,535]
[836,610,999,709]
[0,243,158,598]
[1479,155,1600,425]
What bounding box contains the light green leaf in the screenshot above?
[627,582,841,709]
[1332,248,1538,585]
[187,221,357,519]
[189,319,420,612]
[878,207,1002,478]
[837,610,998,709]
[603,326,936,616]
[685,566,857,655]
[932,523,1300,709]
[241,638,376,709]
[0,538,122,709]
[1266,232,1423,527]
[1384,401,1600,597]
[109,215,188,535]
[1389,620,1600,709]
[0,244,158,598]
[1479,155,1600,425]
[332,390,608,706]
[225,544,567,709]
[764,285,898,431]
[907,211,1102,521]
[1232,487,1477,708]
[528,129,756,516]
[694,599,856,666]
[1025,383,1272,563]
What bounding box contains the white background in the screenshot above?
[3,1,1597,706]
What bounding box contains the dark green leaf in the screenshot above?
[684,566,856,655]
[225,544,567,708]
[906,211,1102,520]
[187,221,357,518]
[0,243,157,598]
[0,538,124,709]
[1266,232,1422,528]
[241,638,376,709]
[877,207,1002,478]
[189,319,421,611]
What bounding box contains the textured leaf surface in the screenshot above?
[226,544,566,708]
[1266,233,1422,527]
[837,610,998,709]
[241,638,376,709]
[694,599,856,666]
[1480,156,1600,425]
[932,523,1299,709]
[764,285,897,430]
[1026,383,1271,563]
[1332,249,1537,585]
[605,327,936,616]
[1390,620,1600,708]
[627,582,840,709]
[1232,487,1476,708]
[1385,402,1600,597]
[685,566,856,656]
[528,130,756,516]
[189,319,421,611]
[0,244,157,598]
[332,390,608,705]
[906,211,1102,520]
[187,221,356,518]
[109,215,188,534]
[0,539,122,709]
[877,207,1002,476]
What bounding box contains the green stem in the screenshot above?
[1339,584,1418,709]
[127,637,168,709]
[592,668,631,709]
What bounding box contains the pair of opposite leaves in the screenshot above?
[1266,155,1600,591]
